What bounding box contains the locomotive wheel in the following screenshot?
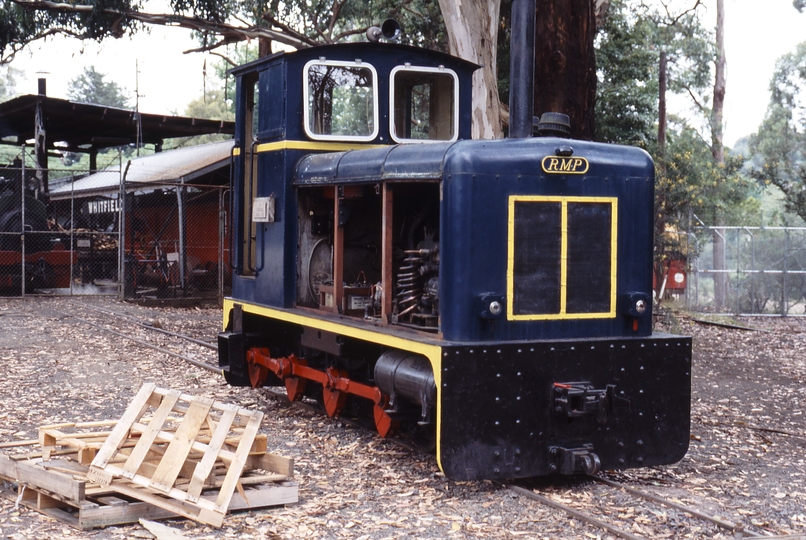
[247,355,269,388]
[285,376,307,402]
[222,369,252,387]
[322,367,349,417]
[373,403,396,438]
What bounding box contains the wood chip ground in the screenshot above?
[0,297,804,539]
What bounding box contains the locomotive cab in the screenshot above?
[220,41,692,481]
[226,43,474,308]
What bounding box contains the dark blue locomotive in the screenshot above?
[218,31,691,481]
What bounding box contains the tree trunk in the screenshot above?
[439,0,503,139]
[711,0,726,164]
[658,51,667,155]
[259,37,272,58]
[656,51,668,301]
[534,0,597,140]
[712,0,727,309]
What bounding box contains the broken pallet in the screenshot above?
[87,383,284,527]
[0,452,297,529]
[0,383,298,529]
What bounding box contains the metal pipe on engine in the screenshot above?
[509,0,536,138]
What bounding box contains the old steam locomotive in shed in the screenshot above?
[218,14,692,481]
[0,163,71,293]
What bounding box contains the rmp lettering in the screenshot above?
[543,157,586,172]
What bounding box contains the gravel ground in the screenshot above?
[0,296,804,539]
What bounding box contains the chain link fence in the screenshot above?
[685,225,806,316]
[0,164,83,295]
[1,163,230,303]
[119,180,230,303]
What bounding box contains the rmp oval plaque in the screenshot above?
[541,156,589,174]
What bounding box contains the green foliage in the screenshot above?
[595,0,658,145]
[166,85,236,148]
[657,123,757,225]
[184,86,234,122]
[0,0,143,63]
[595,0,715,145]
[169,0,446,50]
[592,0,759,274]
[67,66,132,108]
[1,0,444,66]
[749,41,806,223]
[653,121,758,268]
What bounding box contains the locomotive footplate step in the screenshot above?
[0,384,298,529]
[438,334,692,480]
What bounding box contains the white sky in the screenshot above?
[715,0,806,146]
[7,0,806,147]
[13,24,209,116]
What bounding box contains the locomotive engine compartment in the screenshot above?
[297,181,440,331]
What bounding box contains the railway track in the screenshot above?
[54,299,803,540]
[503,475,781,540]
[57,299,222,374]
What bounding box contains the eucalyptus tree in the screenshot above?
[595,0,658,146]
[750,42,806,223]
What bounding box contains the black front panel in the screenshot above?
[512,201,561,315]
[566,202,612,313]
[438,335,691,480]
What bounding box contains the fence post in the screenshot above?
[749,228,755,313]
[118,157,128,301]
[70,173,75,294]
[734,229,742,316]
[176,185,187,295]
[20,147,26,298]
[782,229,789,316]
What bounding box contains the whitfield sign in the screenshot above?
[85,198,124,215]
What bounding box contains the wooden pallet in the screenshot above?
[0,452,297,529]
[39,420,269,466]
[87,383,282,527]
[0,384,298,529]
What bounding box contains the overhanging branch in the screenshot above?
[10,0,311,51]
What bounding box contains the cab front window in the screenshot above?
[304,60,379,141]
[391,66,458,143]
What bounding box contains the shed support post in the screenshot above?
[35,79,48,194]
[177,185,187,295]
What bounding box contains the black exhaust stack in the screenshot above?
[508,0,536,138]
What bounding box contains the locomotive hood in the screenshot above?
[293,138,655,186]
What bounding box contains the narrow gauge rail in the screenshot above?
[504,477,777,539]
[65,299,218,350]
[55,301,795,539]
[56,300,220,374]
[56,299,425,450]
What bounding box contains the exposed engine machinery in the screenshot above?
[217,16,692,481]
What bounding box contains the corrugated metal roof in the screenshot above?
[50,140,233,200]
